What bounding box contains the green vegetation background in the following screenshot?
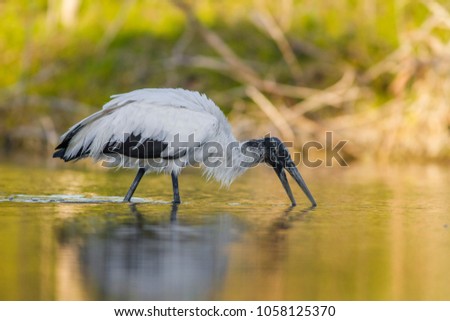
[1,0,449,162]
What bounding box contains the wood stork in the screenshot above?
[53,88,317,207]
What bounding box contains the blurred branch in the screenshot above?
[365,0,450,82]
[46,0,81,30]
[97,0,137,53]
[292,69,360,115]
[246,86,295,141]
[172,0,359,108]
[251,9,302,82]
[2,0,448,161]
[61,0,81,28]
[425,0,450,29]
[171,0,363,156]
[165,17,195,86]
[172,0,318,99]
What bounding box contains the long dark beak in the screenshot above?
[285,161,317,207]
[274,162,317,207]
[274,164,297,206]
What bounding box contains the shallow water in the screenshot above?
[0,161,449,300]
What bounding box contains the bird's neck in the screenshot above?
[201,138,265,186]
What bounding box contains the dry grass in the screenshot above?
[174,0,450,162]
[1,0,449,163]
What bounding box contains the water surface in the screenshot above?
[0,162,449,300]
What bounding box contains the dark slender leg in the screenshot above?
[171,172,181,204]
[123,168,146,202]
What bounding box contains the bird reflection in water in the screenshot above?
[60,204,239,300]
[56,204,315,300]
[271,205,316,230]
[129,203,179,224]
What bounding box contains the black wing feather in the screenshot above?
[54,132,185,161]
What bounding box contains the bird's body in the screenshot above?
[54,88,316,206]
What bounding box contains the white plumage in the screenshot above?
[59,89,244,183]
[54,88,317,206]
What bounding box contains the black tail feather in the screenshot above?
[54,144,91,162]
[55,123,84,150]
[53,149,66,159]
[53,123,87,161]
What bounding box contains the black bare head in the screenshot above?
[262,137,317,207]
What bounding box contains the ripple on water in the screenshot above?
[0,194,168,204]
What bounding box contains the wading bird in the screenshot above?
[53,88,316,207]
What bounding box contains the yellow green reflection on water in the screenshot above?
[0,163,449,300]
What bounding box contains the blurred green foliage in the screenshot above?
[0,0,448,160]
[0,0,421,103]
